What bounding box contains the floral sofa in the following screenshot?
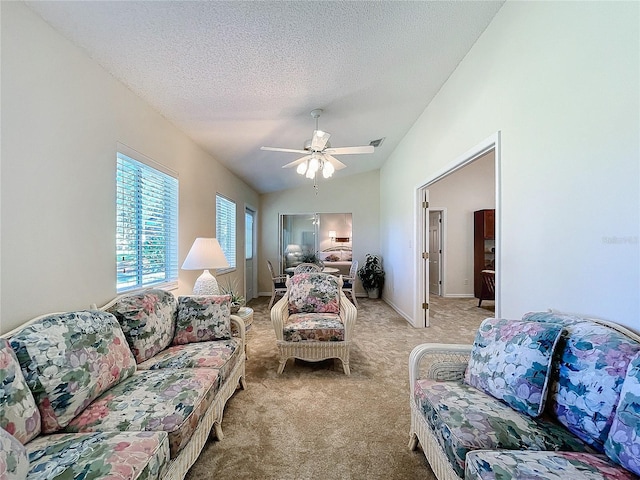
[0,289,246,480]
[409,311,640,480]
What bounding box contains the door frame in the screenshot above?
[415,132,502,327]
[244,204,258,301]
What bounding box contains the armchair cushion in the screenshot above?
[288,273,340,315]
[605,351,640,475]
[173,295,232,344]
[284,313,344,342]
[0,338,41,444]
[9,311,136,434]
[465,318,564,418]
[106,289,177,363]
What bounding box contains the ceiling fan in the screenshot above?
[260,109,374,180]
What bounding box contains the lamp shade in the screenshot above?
[182,238,229,270]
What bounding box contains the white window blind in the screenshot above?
[216,194,236,271]
[116,152,178,292]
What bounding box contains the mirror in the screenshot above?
[280,213,353,275]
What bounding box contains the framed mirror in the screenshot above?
[280,213,353,276]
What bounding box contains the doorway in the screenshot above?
[428,210,443,296]
[245,206,257,301]
[415,133,501,327]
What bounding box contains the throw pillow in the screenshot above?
[465,318,564,417]
[173,295,232,344]
[605,351,640,475]
[0,427,29,480]
[288,273,340,314]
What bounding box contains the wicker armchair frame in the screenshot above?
[408,343,472,480]
[271,275,357,375]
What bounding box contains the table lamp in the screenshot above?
[182,237,230,294]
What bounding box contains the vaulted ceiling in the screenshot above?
[26,1,504,193]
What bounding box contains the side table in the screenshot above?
[234,306,254,357]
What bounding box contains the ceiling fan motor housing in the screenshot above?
[304,139,330,151]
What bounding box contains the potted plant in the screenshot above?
[357,254,385,298]
[221,278,245,313]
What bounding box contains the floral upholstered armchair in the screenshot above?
[270,272,357,375]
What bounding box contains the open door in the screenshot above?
[418,188,430,327]
[245,207,257,300]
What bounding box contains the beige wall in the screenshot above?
[259,170,380,297]
[380,1,639,329]
[0,2,259,333]
[428,151,495,297]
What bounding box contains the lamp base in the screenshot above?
[193,270,220,295]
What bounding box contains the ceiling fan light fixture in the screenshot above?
[322,160,335,178]
[296,160,308,175]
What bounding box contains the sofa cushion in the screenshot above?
[465,318,564,417]
[284,313,344,342]
[174,295,232,344]
[524,311,640,451]
[138,338,242,383]
[27,431,169,480]
[107,289,177,363]
[0,427,29,480]
[465,450,637,480]
[414,379,589,477]
[605,351,640,476]
[64,368,219,458]
[9,311,136,433]
[288,273,340,314]
[0,339,41,444]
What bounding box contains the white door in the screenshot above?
[419,188,430,327]
[429,211,442,296]
[244,208,256,300]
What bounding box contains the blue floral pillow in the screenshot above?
[174,295,232,344]
[605,351,640,475]
[0,427,29,479]
[465,318,564,417]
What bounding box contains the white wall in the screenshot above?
[259,170,380,297]
[381,1,639,330]
[0,2,259,333]
[429,151,495,296]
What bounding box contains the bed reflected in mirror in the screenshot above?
[280,213,352,276]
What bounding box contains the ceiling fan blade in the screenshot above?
[282,155,312,169]
[325,145,375,155]
[261,146,308,154]
[324,154,347,171]
[310,130,331,151]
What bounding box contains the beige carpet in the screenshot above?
[185,295,493,480]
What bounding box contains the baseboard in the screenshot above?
[382,296,416,327]
[443,294,475,299]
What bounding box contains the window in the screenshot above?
[116,152,178,292]
[216,194,236,271]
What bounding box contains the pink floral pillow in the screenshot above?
[173,295,232,345]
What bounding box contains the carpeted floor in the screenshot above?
[185,295,494,480]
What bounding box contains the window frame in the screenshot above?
[216,193,236,274]
[116,148,179,293]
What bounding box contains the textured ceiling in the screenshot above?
[26,1,504,193]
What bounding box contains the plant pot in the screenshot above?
[367,288,380,299]
[230,304,241,314]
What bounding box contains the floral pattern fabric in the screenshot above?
[0,427,29,480]
[605,351,640,476]
[64,368,219,458]
[465,318,564,417]
[9,311,136,434]
[107,289,177,363]
[465,450,637,480]
[27,431,169,480]
[287,273,340,315]
[174,295,231,344]
[0,338,41,444]
[138,338,241,383]
[414,379,589,477]
[523,311,640,451]
[283,313,344,342]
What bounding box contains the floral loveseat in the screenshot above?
[409,311,640,480]
[0,289,246,480]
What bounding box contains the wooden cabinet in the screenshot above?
[474,209,495,299]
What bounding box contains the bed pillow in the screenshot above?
[173,295,232,344]
[465,317,564,417]
[605,351,640,475]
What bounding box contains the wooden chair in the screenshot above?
[267,260,288,309]
[478,270,495,307]
[341,260,358,307]
[271,272,357,375]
